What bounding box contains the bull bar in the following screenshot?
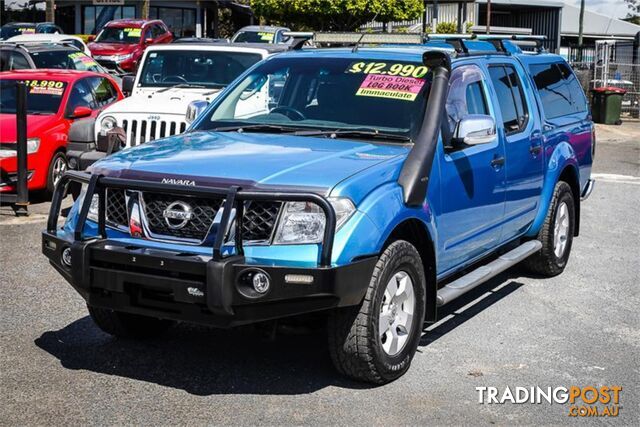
[43,171,376,326]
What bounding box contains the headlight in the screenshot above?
[0,138,40,158]
[75,184,100,223]
[100,116,117,134]
[273,198,355,244]
[114,53,133,62]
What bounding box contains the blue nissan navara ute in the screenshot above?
[43,34,595,384]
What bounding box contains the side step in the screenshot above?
[436,240,542,307]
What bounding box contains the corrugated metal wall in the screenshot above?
[477,5,561,52]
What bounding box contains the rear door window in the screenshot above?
[489,65,529,134]
[530,62,585,118]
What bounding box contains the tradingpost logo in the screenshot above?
[476,386,622,417]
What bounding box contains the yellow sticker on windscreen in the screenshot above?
[258,32,274,41]
[25,80,66,96]
[19,28,36,34]
[125,28,141,37]
[356,74,425,102]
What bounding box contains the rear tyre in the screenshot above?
[46,151,67,196]
[327,240,426,384]
[523,181,575,277]
[88,305,173,338]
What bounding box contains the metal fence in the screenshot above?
[568,40,640,118]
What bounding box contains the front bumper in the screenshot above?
[67,141,107,171]
[42,232,375,327]
[43,170,375,327]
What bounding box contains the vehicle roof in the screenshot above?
[0,42,78,53]
[2,22,37,28]
[158,41,289,53]
[237,25,290,32]
[278,45,567,65]
[104,19,161,28]
[0,69,104,81]
[7,34,84,43]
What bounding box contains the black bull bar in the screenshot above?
[47,170,337,267]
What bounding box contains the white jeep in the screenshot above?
[66,41,288,171]
[95,42,288,147]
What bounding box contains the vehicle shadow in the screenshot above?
[34,268,529,395]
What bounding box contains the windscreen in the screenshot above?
[233,31,275,43]
[0,25,36,40]
[195,56,432,141]
[0,78,67,115]
[95,26,141,43]
[138,50,263,88]
[30,49,103,73]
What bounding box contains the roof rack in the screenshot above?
[283,31,547,55]
[284,31,424,50]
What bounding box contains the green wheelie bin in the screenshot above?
[590,87,627,125]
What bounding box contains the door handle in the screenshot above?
[529,145,543,155]
[491,156,505,168]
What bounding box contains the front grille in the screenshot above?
[142,193,223,241]
[104,190,281,244]
[106,190,128,228]
[242,201,281,241]
[121,118,187,146]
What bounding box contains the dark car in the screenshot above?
[0,22,63,40]
[0,43,108,74]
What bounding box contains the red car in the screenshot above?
[0,69,123,195]
[88,19,173,72]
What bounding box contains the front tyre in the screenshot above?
[46,151,67,196]
[88,305,173,338]
[524,181,575,277]
[328,240,426,384]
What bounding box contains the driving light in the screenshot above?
[100,116,117,134]
[285,274,314,284]
[252,272,270,293]
[273,198,355,244]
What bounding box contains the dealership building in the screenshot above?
[51,0,253,37]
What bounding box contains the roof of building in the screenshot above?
[561,4,640,39]
[476,0,639,39]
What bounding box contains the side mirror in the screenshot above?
[144,37,154,45]
[122,74,135,95]
[71,106,92,119]
[87,35,95,42]
[452,114,496,146]
[186,100,209,124]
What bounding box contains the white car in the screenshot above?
[6,33,90,56]
[95,42,289,147]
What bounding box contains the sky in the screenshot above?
[565,0,632,20]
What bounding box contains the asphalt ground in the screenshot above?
[1,122,638,425]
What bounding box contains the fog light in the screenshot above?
[61,247,72,267]
[68,158,77,170]
[252,272,270,294]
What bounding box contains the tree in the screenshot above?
[625,0,640,21]
[251,0,425,31]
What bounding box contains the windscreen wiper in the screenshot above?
[210,124,306,133]
[294,128,411,143]
[157,83,206,93]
